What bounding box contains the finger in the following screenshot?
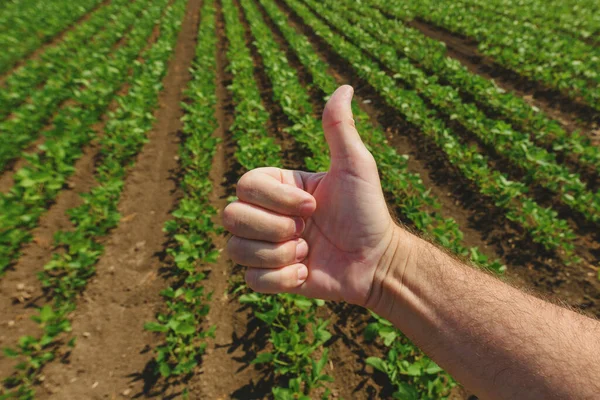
[322,85,369,164]
[222,201,304,242]
[245,263,308,294]
[237,169,316,217]
[227,237,309,268]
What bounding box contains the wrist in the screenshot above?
[365,224,419,318]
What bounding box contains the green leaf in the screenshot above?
[381,329,397,346]
[366,356,388,373]
[393,382,419,400]
[159,362,171,378]
[239,293,261,304]
[364,323,379,342]
[251,352,274,364]
[38,305,55,323]
[174,323,196,336]
[3,348,19,358]
[144,322,168,332]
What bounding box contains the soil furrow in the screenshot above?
[276,0,600,318]
[0,22,160,378]
[0,141,99,360]
[0,0,157,193]
[0,0,112,82]
[404,17,600,135]
[402,17,600,184]
[234,0,307,172]
[186,5,266,397]
[29,0,201,397]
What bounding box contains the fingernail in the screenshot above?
[295,239,309,262]
[297,265,308,283]
[294,217,305,236]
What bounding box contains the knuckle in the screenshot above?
[353,146,376,169]
[225,237,241,263]
[245,268,258,291]
[221,204,238,232]
[285,218,297,238]
[236,173,254,199]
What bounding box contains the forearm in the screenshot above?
[369,226,600,399]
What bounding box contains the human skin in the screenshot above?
[223,85,600,399]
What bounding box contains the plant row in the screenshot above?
[321,0,600,225]
[144,0,220,386]
[0,0,188,398]
[296,0,578,262]
[0,0,102,74]
[382,0,600,111]
[0,0,135,119]
[0,0,148,172]
[458,0,600,44]
[348,0,600,182]
[223,0,334,397]
[0,0,171,275]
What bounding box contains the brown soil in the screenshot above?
[0,140,100,363]
[0,1,161,353]
[405,18,600,137]
[0,0,152,192]
[0,72,136,380]
[31,0,202,397]
[403,18,600,188]
[234,0,307,172]
[185,9,267,396]
[0,0,112,83]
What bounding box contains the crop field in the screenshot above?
[0,0,599,398]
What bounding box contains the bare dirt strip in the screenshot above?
[185,3,267,397]
[0,140,100,356]
[24,0,203,397]
[404,18,600,189]
[0,1,171,375]
[0,0,151,193]
[0,0,112,83]
[405,18,600,140]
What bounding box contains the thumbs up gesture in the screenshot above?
[223,86,406,308]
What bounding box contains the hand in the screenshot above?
[223,85,403,307]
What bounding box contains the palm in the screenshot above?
[297,158,393,305]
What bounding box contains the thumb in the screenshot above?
[322,85,370,167]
